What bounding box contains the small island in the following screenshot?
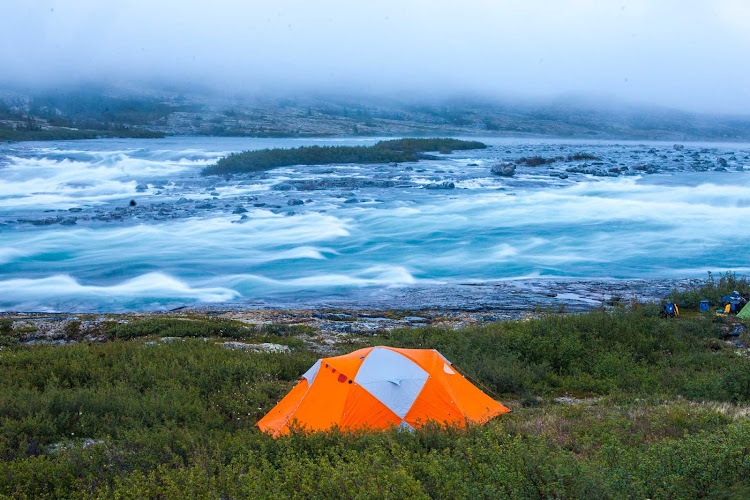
[202,138,487,175]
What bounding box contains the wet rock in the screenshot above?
[129,200,137,207]
[550,172,569,179]
[424,181,455,190]
[59,217,77,226]
[344,198,359,204]
[31,218,57,226]
[281,178,404,191]
[135,183,148,192]
[68,207,83,213]
[232,206,248,214]
[195,202,213,209]
[272,183,295,191]
[717,157,728,168]
[491,162,516,177]
[287,198,305,206]
[730,324,745,337]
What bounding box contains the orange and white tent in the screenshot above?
[257,346,510,436]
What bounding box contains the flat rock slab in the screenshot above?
[221,341,291,353]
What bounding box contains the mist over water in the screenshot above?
[1,137,749,312]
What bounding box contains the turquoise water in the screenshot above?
[0,136,748,311]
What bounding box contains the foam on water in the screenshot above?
[0,148,217,209]
[0,273,239,312]
[1,136,749,311]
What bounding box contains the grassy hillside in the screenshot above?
[1,304,749,498]
[203,138,487,175]
[0,126,164,142]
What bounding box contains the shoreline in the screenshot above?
[0,275,703,318]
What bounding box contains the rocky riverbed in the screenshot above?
[1,136,748,312]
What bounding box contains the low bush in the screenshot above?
[1,306,749,497]
[203,138,487,175]
[669,272,750,309]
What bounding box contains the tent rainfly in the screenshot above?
[257,346,510,437]
[738,302,750,319]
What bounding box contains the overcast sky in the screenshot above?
[2,0,749,114]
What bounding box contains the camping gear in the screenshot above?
[720,292,748,314]
[663,303,679,317]
[699,300,710,313]
[721,297,740,313]
[739,303,750,319]
[257,346,510,437]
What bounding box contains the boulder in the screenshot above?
[491,163,516,177]
[287,198,305,206]
[232,206,248,214]
[135,183,148,192]
[424,181,455,189]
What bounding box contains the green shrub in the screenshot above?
[203,138,487,175]
[2,306,750,497]
[669,272,750,309]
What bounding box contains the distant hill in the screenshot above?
[1,86,749,142]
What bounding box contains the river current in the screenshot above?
[1,136,748,312]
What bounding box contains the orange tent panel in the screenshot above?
[256,346,510,437]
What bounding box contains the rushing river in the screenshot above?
[1,136,749,312]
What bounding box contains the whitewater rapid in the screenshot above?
[1,136,748,311]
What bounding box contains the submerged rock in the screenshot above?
[491,163,516,177]
[424,181,455,189]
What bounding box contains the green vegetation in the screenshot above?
[203,138,487,175]
[0,126,164,142]
[670,272,750,310]
[515,153,601,166]
[0,91,180,142]
[107,317,314,341]
[1,304,749,497]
